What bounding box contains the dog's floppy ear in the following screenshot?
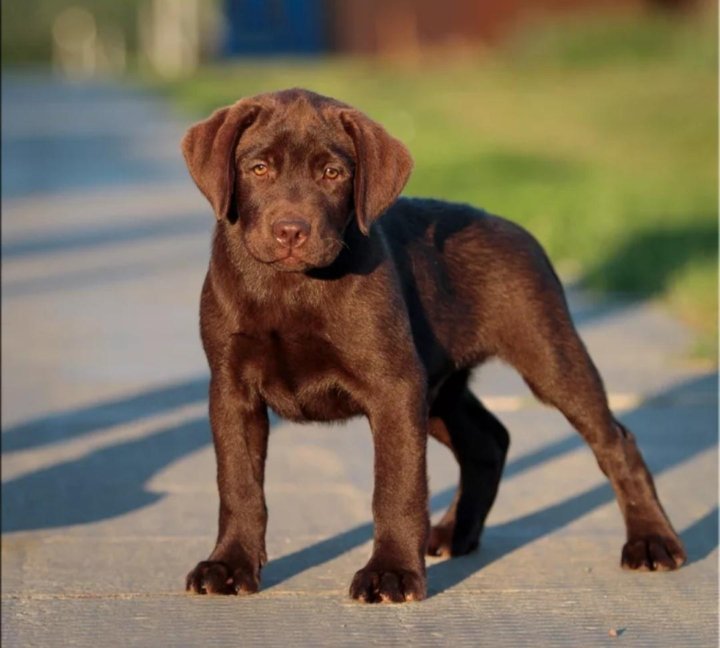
[339,109,413,235]
[181,100,261,221]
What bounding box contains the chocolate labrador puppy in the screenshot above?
[181,88,685,603]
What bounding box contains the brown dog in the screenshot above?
[181,88,685,603]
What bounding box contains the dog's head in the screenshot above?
[182,89,413,272]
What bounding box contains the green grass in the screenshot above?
[150,8,718,360]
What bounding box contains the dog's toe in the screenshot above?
[186,560,260,595]
[621,534,686,571]
[427,524,453,557]
[231,568,261,595]
[349,567,426,603]
[186,561,232,594]
[427,523,479,558]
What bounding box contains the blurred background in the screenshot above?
[2,0,717,358]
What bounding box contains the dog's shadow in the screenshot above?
[263,373,718,596]
[2,374,716,597]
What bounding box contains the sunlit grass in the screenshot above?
[151,8,718,359]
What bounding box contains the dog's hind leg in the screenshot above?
[428,370,510,557]
[496,296,686,571]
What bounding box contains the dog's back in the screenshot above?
[379,197,571,382]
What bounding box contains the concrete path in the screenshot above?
[2,74,717,647]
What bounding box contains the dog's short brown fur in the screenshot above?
[182,88,685,603]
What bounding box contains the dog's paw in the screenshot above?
[427,523,453,557]
[349,567,426,603]
[427,523,479,558]
[185,560,260,595]
[621,534,686,571]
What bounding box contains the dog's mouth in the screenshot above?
[242,234,346,272]
[260,245,344,272]
[272,252,309,270]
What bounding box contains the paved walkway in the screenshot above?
[2,74,717,647]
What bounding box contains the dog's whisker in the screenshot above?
[320,237,349,251]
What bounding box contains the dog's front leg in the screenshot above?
[186,376,269,595]
[350,383,429,603]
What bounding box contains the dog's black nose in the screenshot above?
[272,219,311,248]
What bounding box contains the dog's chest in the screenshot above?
[232,327,361,422]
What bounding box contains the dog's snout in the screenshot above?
[272,219,311,248]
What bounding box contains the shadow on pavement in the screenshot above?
[428,371,718,595]
[263,373,717,592]
[1,212,208,260]
[2,364,716,594]
[1,377,209,453]
[680,506,719,564]
[0,287,629,455]
[2,417,210,532]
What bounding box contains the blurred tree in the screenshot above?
[2,0,222,76]
[2,0,141,66]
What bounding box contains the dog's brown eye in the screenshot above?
[323,167,340,180]
[252,163,268,176]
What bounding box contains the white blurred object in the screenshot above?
[52,7,97,79]
[52,6,127,79]
[139,0,202,79]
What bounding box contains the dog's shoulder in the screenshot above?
[378,196,511,248]
[380,196,543,252]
